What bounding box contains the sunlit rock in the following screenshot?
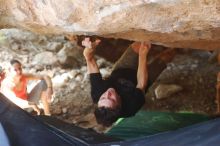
[155,84,183,99]
[1,0,220,50]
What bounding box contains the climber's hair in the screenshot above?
[94,106,121,127]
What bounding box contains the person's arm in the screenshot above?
[26,74,52,88]
[43,75,53,102]
[85,56,100,74]
[136,42,151,92]
[82,37,101,74]
[26,74,53,102]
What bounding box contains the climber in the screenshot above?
[82,37,176,126]
[0,59,53,116]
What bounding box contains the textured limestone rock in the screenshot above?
[57,42,84,68]
[0,0,220,50]
[0,29,87,68]
[33,51,58,66]
[154,84,183,99]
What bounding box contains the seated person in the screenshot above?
[82,37,151,126]
[1,59,53,116]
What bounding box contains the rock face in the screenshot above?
[154,84,183,99]
[145,50,220,113]
[0,29,84,69]
[0,0,220,50]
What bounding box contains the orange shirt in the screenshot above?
[12,76,28,100]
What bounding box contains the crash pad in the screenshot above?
[106,110,210,140]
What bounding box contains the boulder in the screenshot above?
[1,0,220,50]
[33,51,58,66]
[155,84,183,99]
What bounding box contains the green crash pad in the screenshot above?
[106,111,210,140]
